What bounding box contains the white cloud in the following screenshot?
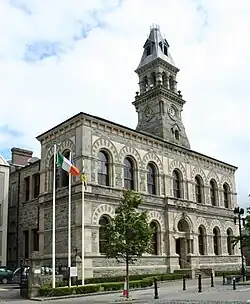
[1,0,250,206]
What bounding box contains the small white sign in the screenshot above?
[70,267,77,277]
[34,268,41,274]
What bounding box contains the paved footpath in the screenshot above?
[2,278,250,303]
[29,277,250,304]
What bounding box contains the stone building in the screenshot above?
[8,25,241,276]
[7,148,40,269]
[0,155,9,266]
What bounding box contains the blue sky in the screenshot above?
[1,0,250,207]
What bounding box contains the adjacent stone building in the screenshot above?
[8,25,241,276]
[0,155,9,266]
[7,148,40,269]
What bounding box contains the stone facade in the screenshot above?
[7,148,40,268]
[0,155,9,266]
[7,25,242,277]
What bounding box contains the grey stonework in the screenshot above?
[7,25,242,278]
[7,111,241,276]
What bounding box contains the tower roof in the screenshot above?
[136,24,177,71]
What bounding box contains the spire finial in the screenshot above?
[150,24,160,31]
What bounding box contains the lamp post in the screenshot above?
[234,207,245,281]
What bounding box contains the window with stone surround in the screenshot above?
[99,216,110,254]
[198,225,206,255]
[195,175,204,204]
[150,221,160,255]
[32,174,40,198]
[147,163,157,195]
[172,169,182,199]
[124,157,135,190]
[213,227,221,256]
[32,228,39,252]
[210,179,218,206]
[223,183,230,209]
[162,72,167,86]
[24,176,30,201]
[227,228,234,255]
[98,150,110,186]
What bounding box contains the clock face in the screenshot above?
[143,106,153,121]
[168,106,177,120]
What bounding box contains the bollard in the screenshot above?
[198,274,202,293]
[154,277,159,299]
[211,273,214,288]
[233,278,236,290]
[222,273,225,285]
[183,275,186,291]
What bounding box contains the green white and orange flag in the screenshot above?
[56,152,80,176]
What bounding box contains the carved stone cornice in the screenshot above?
[36,112,237,173]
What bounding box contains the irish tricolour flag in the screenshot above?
[56,152,80,176]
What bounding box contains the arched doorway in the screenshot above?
[176,218,192,269]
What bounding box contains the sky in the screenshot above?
[0,0,250,207]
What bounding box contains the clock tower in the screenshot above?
[132,25,190,149]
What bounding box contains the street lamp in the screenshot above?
[234,207,245,281]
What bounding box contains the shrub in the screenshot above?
[215,271,241,277]
[39,272,183,297]
[39,284,100,297]
[40,276,155,297]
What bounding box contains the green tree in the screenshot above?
[104,190,153,298]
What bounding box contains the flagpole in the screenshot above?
[68,152,72,287]
[81,158,85,286]
[52,144,56,289]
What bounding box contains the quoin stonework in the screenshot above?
[7,25,241,277]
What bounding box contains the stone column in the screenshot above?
[139,78,145,93]
[168,234,180,272]
[165,74,170,89]
[147,75,153,88]
[165,175,173,197]
[156,72,162,85]
[207,234,214,255]
[139,169,147,193]
[172,75,178,93]
[28,251,43,299]
[115,164,123,188]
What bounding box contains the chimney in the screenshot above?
[11,147,33,166]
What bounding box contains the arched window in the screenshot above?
[177,219,189,232]
[151,72,156,86]
[169,75,174,90]
[144,76,148,91]
[173,170,182,199]
[198,226,206,255]
[124,157,135,190]
[227,228,234,255]
[99,216,109,254]
[210,179,217,206]
[150,221,159,255]
[195,175,203,204]
[50,156,60,190]
[147,163,156,195]
[162,72,167,86]
[223,183,230,209]
[213,227,220,256]
[98,150,110,186]
[164,45,168,56]
[146,46,151,56]
[174,130,180,140]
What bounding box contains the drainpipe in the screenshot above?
[16,170,20,267]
